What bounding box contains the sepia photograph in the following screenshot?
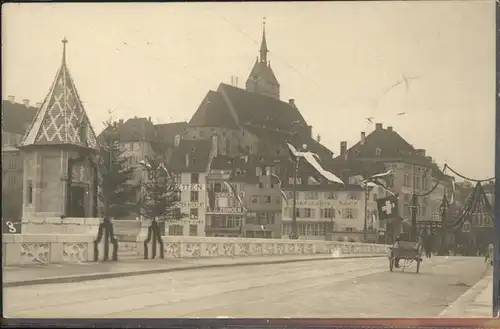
[1,0,498,325]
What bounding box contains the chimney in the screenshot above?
[7,95,15,103]
[211,134,218,156]
[174,135,181,147]
[23,99,30,107]
[35,102,42,108]
[340,141,347,160]
[148,116,151,122]
[387,126,393,132]
[375,123,383,130]
[360,132,366,145]
[288,99,295,106]
[185,153,190,168]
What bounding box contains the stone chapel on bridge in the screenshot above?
[19,38,100,220]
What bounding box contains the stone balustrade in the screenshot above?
[3,220,390,266]
[158,236,389,258]
[3,233,96,266]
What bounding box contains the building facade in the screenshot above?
[1,98,39,220]
[334,123,456,242]
[163,137,215,237]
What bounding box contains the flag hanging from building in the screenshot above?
[223,181,246,210]
[285,142,344,185]
[377,195,398,221]
[207,188,216,210]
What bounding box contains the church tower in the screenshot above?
[245,18,280,100]
[19,38,100,220]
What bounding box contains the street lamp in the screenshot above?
[290,144,307,240]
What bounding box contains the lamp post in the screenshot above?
[363,182,369,242]
[290,144,307,240]
[290,158,299,240]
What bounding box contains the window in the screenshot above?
[342,209,355,219]
[191,173,199,184]
[173,208,181,219]
[169,224,183,236]
[275,196,281,204]
[189,224,198,236]
[348,193,358,200]
[190,208,198,219]
[414,174,420,190]
[403,173,411,188]
[213,183,222,192]
[321,208,334,218]
[190,191,199,202]
[172,173,181,184]
[263,196,271,203]
[256,167,263,176]
[375,148,382,156]
[258,182,264,188]
[251,195,259,203]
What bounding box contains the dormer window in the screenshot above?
[375,148,382,156]
[355,150,360,156]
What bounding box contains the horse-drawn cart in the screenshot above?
[389,240,423,273]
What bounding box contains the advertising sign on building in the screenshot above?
[177,184,205,191]
[208,207,245,214]
[176,202,205,208]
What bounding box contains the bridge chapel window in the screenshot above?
[27,180,33,204]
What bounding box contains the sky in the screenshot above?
[2,1,495,180]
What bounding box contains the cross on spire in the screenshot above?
[62,37,68,63]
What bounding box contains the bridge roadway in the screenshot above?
[4,256,488,318]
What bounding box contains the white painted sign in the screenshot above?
[339,200,359,206]
[177,184,205,191]
[176,202,205,208]
[208,207,245,214]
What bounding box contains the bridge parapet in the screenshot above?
[3,231,390,267]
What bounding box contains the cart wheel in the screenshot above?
[389,257,394,272]
[416,258,420,274]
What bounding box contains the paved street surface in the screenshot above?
[4,256,489,318]
[3,254,374,286]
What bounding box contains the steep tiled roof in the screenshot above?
[154,122,188,145]
[326,158,387,179]
[218,83,306,132]
[247,61,279,87]
[189,91,237,128]
[343,126,416,160]
[167,139,212,173]
[20,40,98,150]
[1,100,38,135]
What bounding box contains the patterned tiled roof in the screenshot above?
[166,139,213,173]
[20,39,98,150]
[1,100,38,135]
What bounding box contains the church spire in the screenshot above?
[259,17,268,64]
